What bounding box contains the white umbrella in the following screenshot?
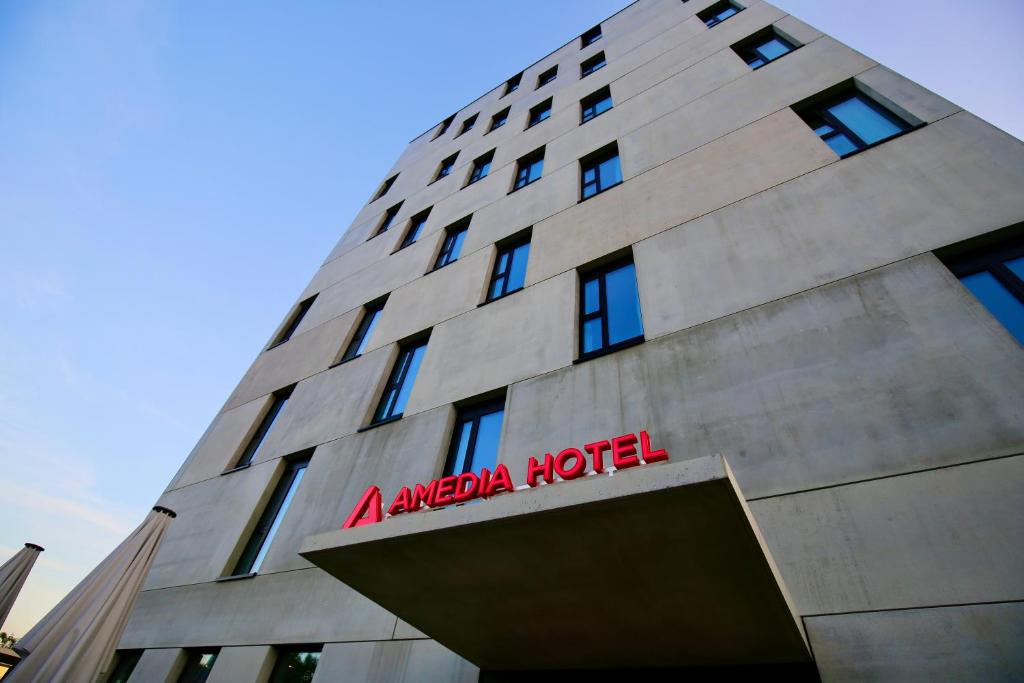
[8,506,175,683]
[0,543,44,631]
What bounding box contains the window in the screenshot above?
[489,107,510,132]
[457,114,478,136]
[373,174,398,201]
[375,201,403,236]
[340,298,386,363]
[434,114,455,139]
[106,650,142,683]
[233,386,294,469]
[270,294,316,348]
[698,1,742,27]
[580,143,622,200]
[733,29,797,69]
[466,150,494,185]
[434,153,459,181]
[581,86,613,123]
[942,236,1024,345]
[581,25,602,48]
[372,337,429,424]
[512,148,545,191]
[797,90,912,158]
[269,648,322,683]
[487,234,531,301]
[177,650,219,683]
[527,99,552,128]
[434,218,469,270]
[399,208,431,249]
[232,454,310,576]
[443,398,505,478]
[503,73,522,96]
[579,258,644,358]
[537,66,558,88]
[581,52,606,78]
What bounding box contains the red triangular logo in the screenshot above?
[342,486,383,529]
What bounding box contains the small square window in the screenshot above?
[487,232,531,301]
[527,99,553,128]
[489,107,511,132]
[434,217,470,270]
[457,113,478,136]
[578,258,644,359]
[796,88,912,158]
[434,153,459,182]
[398,208,431,250]
[375,201,403,236]
[581,86,613,124]
[503,73,522,96]
[434,114,455,139]
[372,174,398,201]
[939,233,1024,345]
[581,52,607,78]
[733,29,797,69]
[580,143,622,200]
[512,148,545,191]
[466,150,495,186]
[581,25,602,48]
[698,1,742,27]
[537,66,558,88]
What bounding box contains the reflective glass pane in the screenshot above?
[449,420,473,475]
[471,410,504,475]
[605,263,644,345]
[813,123,834,136]
[594,96,612,116]
[391,344,427,416]
[717,7,738,21]
[583,277,600,314]
[597,155,622,189]
[251,465,306,573]
[449,230,466,261]
[1004,256,1024,280]
[583,318,603,353]
[527,159,543,183]
[960,271,1024,344]
[748,57,766,68]
[489,274,506,300]
[757,37,791,60]
[507,243,530,292]
[828,95,903,145]
[353,309,381,357]
[269,651,321,683]
[825,133,859,157]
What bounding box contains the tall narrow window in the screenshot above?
[699,1,742,27]
[434,219,469,270]
[527,99,552,128]
[372,337,429,424]
[733,29,797,69]
[399,208,431,250]
[512,148,545,191]
[177,650,220,683]
[537,66,558,88]
[232,454,311,576]
[580,143,622,200]
[466,150,494,185]
[581,52,606,78]
[487,234,531,301]
[581,25,602,48]
[434,114,455,139]
[375,201,403,236]
[797,90,912,158]
[106,650,143,683]
[340,298,387,363]
[581,86,613,124]
[434,152,459,181]
[233,386,294,469]
[579,258,644,358]
[489,107,510,132]
[443,398,505,478]
[942,236,1024,345]
[457,113,478,136]
[372,174,398,201]
[503,73,522,96]
[270,294,316,348]
[269,648,322,683]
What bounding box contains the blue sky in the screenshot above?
[0,0,1020,636]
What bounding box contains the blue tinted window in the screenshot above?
[250,464,306,572]
[351,309,380,357]
[758,37,791,60]
[582,318,603,354]
[605,263,644,345]
[828,96,904,146]
[514,154,544,190]
[341,300,386,362]
[582,90,613,123]
[581,150,622,200]
[373,340,428,422]
[961,271,1024,344]
[444,402,505,478]
[1003,256,1024,280]
[825,133,859,158]
[488,239,531,301]
[435,224,468,269]
[507,242,530,292]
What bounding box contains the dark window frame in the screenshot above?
[581,25,602,48]
[370,335,430,425]
[442,397,507,478]
[698,1,743,28]
[486,233,532,302]
[527,99,553,128]
[488,107,511,132]
[268,646,323,683]
[372,174,398,202]
[434,114,455,139]
[580,86,613,124]
[231,385,295,470]
[797,89,914,159]
[580,143,623,201]
[580,52,607,78]
[944,239,1024,317]
[577,257,645,362]
[398,208,432,250]
[457,113,478,137]
[511,148,545,192]
[374,201,403,237]
[268,294,317,349]
[432,218,470,270]
[176,648,220,683]
[434,153,459,182]
[337,297,387,365]
[503,73,522,97]
[466,150,495,186]
[536,66,558,89]
[732,29,798,69]
[106,650,143,683]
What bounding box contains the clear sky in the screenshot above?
[0,0,1020,636]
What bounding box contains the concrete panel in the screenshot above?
[405,271,576,416]
[205,646,275,683]
[807,602,1024,682]
[772,15,822,47]
[312,222,404,295]
[170,396,269,490]
[855,64,961,125]
[258,406,453,574]
[128,648,185,683]
[123,568,396,649]
[636,111,1024,340]
[752,456,1024,615]
[502,256,1024,499]
[529,107,836,285]
[315,640,477,683]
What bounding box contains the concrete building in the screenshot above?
[111,1,1024,680]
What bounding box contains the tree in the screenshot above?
[0,631,17,649]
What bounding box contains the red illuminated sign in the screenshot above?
[342,430,668,529]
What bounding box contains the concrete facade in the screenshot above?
[118,1,1024,681]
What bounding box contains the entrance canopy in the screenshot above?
[301,455,809,671]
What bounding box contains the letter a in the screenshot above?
[342,485,384,529]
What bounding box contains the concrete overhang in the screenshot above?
[300,455,810,671]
